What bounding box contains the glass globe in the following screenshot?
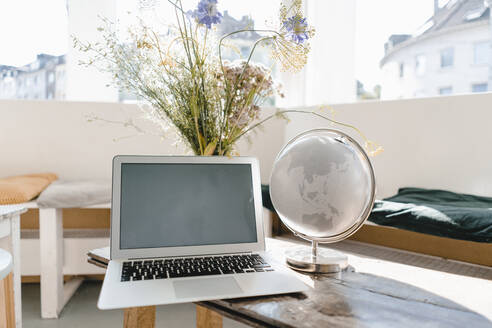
[270,129,376,272]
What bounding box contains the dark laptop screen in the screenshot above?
[119,163,257,249]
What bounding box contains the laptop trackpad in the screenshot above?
[173,277,243,299]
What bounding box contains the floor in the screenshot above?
[22,281,247,328]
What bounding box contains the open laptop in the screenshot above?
[98,155,308,309]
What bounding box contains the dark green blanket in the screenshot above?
[262,184,492,243]
[261,184,275,213]
[369,188,492,243]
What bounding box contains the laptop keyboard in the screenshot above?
[121,254,274,282]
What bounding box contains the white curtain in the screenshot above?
[277,0,357,108]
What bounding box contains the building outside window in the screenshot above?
[471,83,488,93]
[473,41,489,65]
[0,0,491,104]
[439,86,453,95]
[415,55,426,76]
[380,0,491,100]
[440,47,454,68]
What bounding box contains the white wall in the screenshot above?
[489,5,492,86]
[0,100,285,184]
[284,92,492,198]
[2,92,492,198]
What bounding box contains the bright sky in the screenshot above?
[116,0,279,30]
[0,0,433,89]
[0,0,68,66]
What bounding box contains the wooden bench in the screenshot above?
[23,201,110,318]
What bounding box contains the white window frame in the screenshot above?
[415,54,426,76]
[439,86,453,95]
[440,47,454,68]
[473,41,489,66]
[471,82,488,93]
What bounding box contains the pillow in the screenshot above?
[36,179,111,208]
[0,173,58,205]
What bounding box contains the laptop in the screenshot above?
[98,155,308,309]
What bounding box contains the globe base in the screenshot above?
[285,244,348,273]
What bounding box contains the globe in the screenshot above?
[270,129,376,272]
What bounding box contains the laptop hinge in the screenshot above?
[127,250,254,260]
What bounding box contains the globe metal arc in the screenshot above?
[269,128,376,272]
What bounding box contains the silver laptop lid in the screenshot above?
[110,155,265,260]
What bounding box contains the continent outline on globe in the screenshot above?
[270,128,376,243]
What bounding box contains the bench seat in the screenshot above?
[23,179,111,319]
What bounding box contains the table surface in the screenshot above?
[199,238,492,328]
[0,248,12,281]
[88,238,492,328]
[0,205,26,218]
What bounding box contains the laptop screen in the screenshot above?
[119,163,258,249]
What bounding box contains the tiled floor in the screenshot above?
[22,281,247,328]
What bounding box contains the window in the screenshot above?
[439,86,453,95]
[471,83,488,93]
[415,55,426,76]
[0,0,491,104]
[464,7,487,21]
[440,48,454,68]
[473,42,489,65]
[357,1,492,101]
[0,0,280,103]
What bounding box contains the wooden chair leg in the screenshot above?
[39,208,64,318]
[39,209,84,319]
[123,306,156,328]
[196,305,222,328]
[0,273,16,328]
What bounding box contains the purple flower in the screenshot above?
[283,15,309,44]
[191,0,222,29]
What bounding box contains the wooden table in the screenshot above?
[92,238,492,328]
[0,205,25,328]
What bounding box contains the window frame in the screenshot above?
[440,47,454,69]
[399,62,405,78]
[471,82,488,93]
[415,54,426,76]
[438,86,453,95]
[473,41,489,66]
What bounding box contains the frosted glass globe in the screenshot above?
[270,129,375,242]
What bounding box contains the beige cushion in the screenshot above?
[0,173,58,205]
[37,180,111,208]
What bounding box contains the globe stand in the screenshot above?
[285,240,348,273]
